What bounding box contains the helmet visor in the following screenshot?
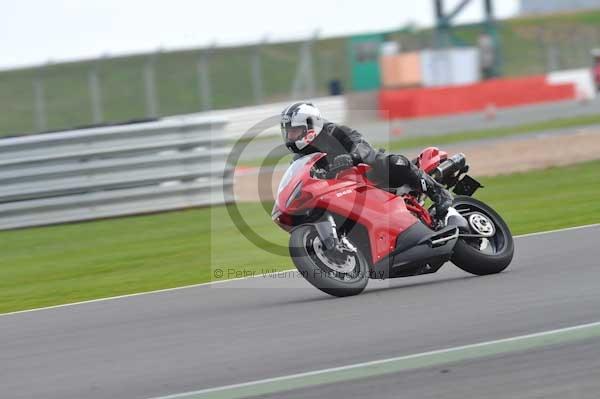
[285,126,307,142]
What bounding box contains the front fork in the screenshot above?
[314,214,357,254]
[314,214,339,251]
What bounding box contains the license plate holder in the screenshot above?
[453,175,483,196]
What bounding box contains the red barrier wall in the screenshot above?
[378,76,576,119]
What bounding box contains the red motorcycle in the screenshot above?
[272,148,514,297]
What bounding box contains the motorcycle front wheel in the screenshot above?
[451,196,514,275]
[289,225,369,297]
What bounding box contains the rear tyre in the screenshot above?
[451,196,514,276]
[289,225,369,297]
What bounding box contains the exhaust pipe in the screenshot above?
[432,153,467,182]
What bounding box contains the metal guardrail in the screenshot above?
[0,116,231,230]
[168,96,347,139]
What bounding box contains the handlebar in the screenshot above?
[311,163,353,180]
[326,164,352,179]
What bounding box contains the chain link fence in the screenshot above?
[1,22,599,138]
[0,36,350,137]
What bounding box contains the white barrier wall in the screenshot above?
[548,68,597,100]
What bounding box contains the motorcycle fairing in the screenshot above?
[370,222,459,279]
[311,186,419,264]
[275,152,454,268]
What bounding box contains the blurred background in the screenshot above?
[2,2,600,399]
[0,0,599,135]
[1,0,600,316]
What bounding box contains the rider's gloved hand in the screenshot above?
[349,152,362,165]
[332,154,354,171]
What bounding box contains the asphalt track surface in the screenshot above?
[1,225,600,398]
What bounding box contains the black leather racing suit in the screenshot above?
[292,122,453,217]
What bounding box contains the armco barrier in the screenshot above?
[378,75,576,119]
[168,96,347,139]
[0,117,231,230]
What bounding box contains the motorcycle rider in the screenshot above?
[281,101,454,220]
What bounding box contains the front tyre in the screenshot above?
[289,225,369,297]
[451,196,514,276]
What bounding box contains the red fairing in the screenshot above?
[418,147,447,174]
[313,185,418,264]
[274,152,325,213]
[274,154,419,264]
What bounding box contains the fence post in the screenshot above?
[32,66,47,132]
[88,63,104,124]
[537,27,552,74]
[197,47,213,111]
[320,50,335,88]
[291,31,318,99]
[143,52,160,118]
[251,39,265,105]
[546,46,560,72]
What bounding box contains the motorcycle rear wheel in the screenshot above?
[451,196,514,276]
[289,225,369,297]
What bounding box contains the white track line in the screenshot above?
[514,223,600,238]
[1,223,598,318]
[149,319,600,399]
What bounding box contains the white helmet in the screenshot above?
[280,102,324,153]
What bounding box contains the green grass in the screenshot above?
[477,161,600,234]
[242,113,600,168]
[2,9,600,137]
[0,205,291,314]
[1,161,600,314]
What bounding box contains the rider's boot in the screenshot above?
[384,153,454,221]
[415,169,453,220]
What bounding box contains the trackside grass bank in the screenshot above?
[1,161,599,313]
[2,9,600,136]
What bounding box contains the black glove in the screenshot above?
[349,152,362,165]
[327,154,354,178]
[332,154,353,170]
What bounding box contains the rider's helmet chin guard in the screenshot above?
[280,102,324,153]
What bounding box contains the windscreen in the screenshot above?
[276,155,313,196]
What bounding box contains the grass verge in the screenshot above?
[3,8,600,136]
[1,161,600,313]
